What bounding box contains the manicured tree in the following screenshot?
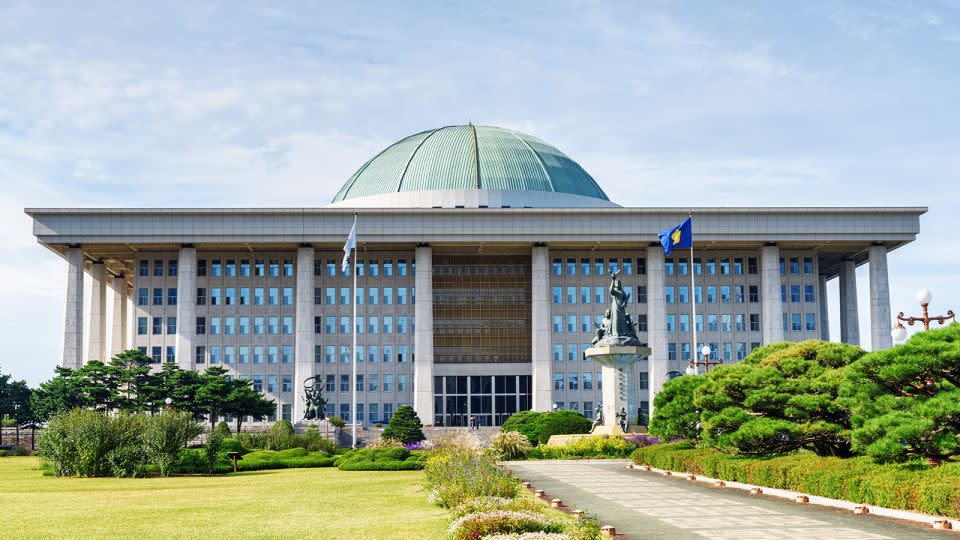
[382,405,425,444]
[109,349,154,412]
[846,323,960,464]
[649,374,707,441]
[695,340,865,456]
[196,367,234,428]
[536,410,592,444]
[500,410,543,446]
[224,379,276,433]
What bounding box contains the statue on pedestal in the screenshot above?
[590,405,604,431]
[591,270,641,348]
[302,376,328,421]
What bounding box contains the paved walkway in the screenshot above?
[505,460,955,540]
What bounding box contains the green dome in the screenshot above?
[331,125,610,203]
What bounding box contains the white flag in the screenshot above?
[341,215,357,272]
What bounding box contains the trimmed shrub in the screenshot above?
[425,452,518,508]
[381,405,425,444]
[536,411,592,445]
[482,534,571,540]
[328,416,346,429]
[236,451,337,471]
[501,411,544,446]
[649,374,706,441]
[632,442,960,518]
[448,510,564,540]
[265,419,296,450]
[334,447,426,470]
[220,437,248,455]
[204,428,224,473]
[142,409,204,477]
[0,450,7,458]
[491,431,533,460]
[213,421,232,439]
[528,435,638,459]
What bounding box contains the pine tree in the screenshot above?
[382,405,425,444]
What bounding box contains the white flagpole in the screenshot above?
[351,212,358,448]
[689,213,698,374]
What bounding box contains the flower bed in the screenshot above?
[632,442,960,518]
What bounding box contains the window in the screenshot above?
[397,374,407,392]
[340,346,350,363]
[552,286,562,304]
[668,343,677,361]
[152,316,162,335]
[566,286,576,304]
[707,286,716,304]
[283,287,293,305]
[595,286,604,304]
[595,258,604,275]
[749,285,759,303]
[665,286,675,304]
[355,375,364,392]
[138,288,148,306]
[284,259,294,276]
[748,257,758,274]
[384,345,394,363]
[789,257,800,274]
[583,372,593,390]
[210,346,220,365]
[211,288,221,305]
[637,257,647,275]
[254,317,264,335]
[269,259,279,277]
[736,314,746,332]
[678,286,688,304]
[224,316,235,335]
[398,345,408,363]
[553,373,564,390]
[368,287,378,305]
[240,288,250,305]
[581,315,591,333]
[166,317,177,334]
[325,346,335,364]
[792,313,802,331]
[369,260,379,276]
[805,285,815,303]
[384,316,394,334]
[253,346,264,364]
[706,259,716,275]
[568,372,579,390]
[241,259,250,276]
[325,317,335,334]
[254,288,264,305]
[138,260,149,277]
[153,288,163,306]
[398,288,408,305]
[383,287,393,305]
[665,260,674,275]
[565,258,576,275]
[256,260,265,276]
[239,346,249,364]
[398,259,408,276]
[224,346,234,365]
[781,285,787,303]
[722,314,732,332]
[639,371,649,390]
[720,258,730,275]
[195,346,205,364]
[226,259,236,277]
[253,375,263,392]
[154,260,164,277]
[678,258,688,275]
[803,257,814,274]
[269,287,279,305]
[566,315,576,333]
[553,315,562,333]
[790,285,801,303]
[666,314,676,332]
[282,345,293,364]
[383,259,393,276]
[721,285,731,304]
[163,346,173,363]
[552,258,562,275]
[137,317,147,335]
[637,314,648,332]
[268,316,279,335]
[268,346,279,364]
[212,259,222,277]
[225,287,235,305]
[806,313,817,331]
[553,344,562,362]
[366,316,376,334]
[637,285,647,303]
[708,314,718,332]
[580,286,590,304]
[680,314,690,332]
[580,258,590,275]
[750,313,760,332]
[368,346,378,363]
[282,316,293,335]
[567,344,578,361]
[733,258,743,275]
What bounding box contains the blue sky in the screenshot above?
[1,2,957,384]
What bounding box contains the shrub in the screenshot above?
[631,442,960,518]
[204,429,224,473]
[433,429,482,455]
[649,374,706,441]
[38,409,147,477]
[213,421,232,439]
[482,534,571,540]
[382,406,425,444]
[425,452,518,508]
[448,510,564,540]
[528,435,638,459]
[328,416,346,429]
[265,419,296,450]
[0,450,6,458]
[236,451,337,471]
[491,431,533,460]
[536,411,592,445]
[334,447,426,470]
[220,437,248,455]
[3,446,30,457]
[293,427,339,453]
[366,436,405,449]
[143,409,204,477]
[501,411,544,446]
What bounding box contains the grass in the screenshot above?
[0,457,447,539]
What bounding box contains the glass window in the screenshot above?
[734,258,743,275]
[666,314,676,332]
[268,287,279,305]
[806,313,817,331]
[254,316,264,335]
[553,315,562,333]
[195,346,205,364]
[580,258,590,275]
[225,287,235,305]
[805,285,815,303]
[166,317,176,334]
[552,258,562,275]
[197,259,207,276]
[664,260,674,275]
[803,257,814,274]
[240,288,250,305]
[791,285,801,303]
[154,260,164,277]
[283,287,293,305]
[706,259,716,275]
[749,285,759,303]
[255,260,265,276]
[138,260,149,277]
[553,373,564,390]
[789,257,800,274]
[553,344,562,362]
[748,257,758,274]
[153,288,163,306]
[212,259,222,277]
[282,316,293,335]
[566,287,576,304]
[792,313,802,331]
[268,316,279,335]
[137,317,147,335]
[284,259,294,277]
[226,259,236,277]
[269,259,280,277]
[566,258,576,275]
[721,285,731,304]
[720,258,730,275]
[240,259,250,276]
[254,287,264,305]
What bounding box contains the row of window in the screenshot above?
[314,344,413,364]
[553,314,648,334]
[550,371,649,391]
[192,315,416,336]
[552,257,646,276]
[667,341,761,362]
[312,315,413,335]
[314,287,413,306]
[315,259,412,278]
[143,257,417,280]
[666,313,760,333]
[137,287,177,306]
[195,344,293,364]
[553,285,646,305]
[198,259,294,277]
[320,373,409,393]
[326,402,403,423]
[139,260,177,277]
[138,345,175,364]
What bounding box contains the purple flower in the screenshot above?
[405,442,424,451]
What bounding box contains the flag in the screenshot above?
[657,217,692,256]
[341,215,357,272]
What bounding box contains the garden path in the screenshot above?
[505,460,953,540]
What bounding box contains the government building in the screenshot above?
[27,125,924,427]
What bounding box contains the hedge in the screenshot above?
[632,442,960,518]
[334,448,427,471]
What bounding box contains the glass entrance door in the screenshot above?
[434,375,531,427]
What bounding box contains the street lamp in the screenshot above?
[686,345,723,375]
[893,289,955,341]
[164,397,173,409]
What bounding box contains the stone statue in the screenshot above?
[302,376,328,421]
[617,407,629,433]
[592,270,641,347]
[590,405,604,432]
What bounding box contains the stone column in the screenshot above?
[761,244,784,344]
[531,245,552,412]
[293,246,315,423]
[87,261,107,362]
[645,245,668,417]
[63,247,84,369]
[413,245,435,424]
[818,274,830,341]
[174,246,196,369]
[869,245,892,350]
[109,274,129,356]
[839,260,860,345]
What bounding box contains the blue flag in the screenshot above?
[658,217,693,256]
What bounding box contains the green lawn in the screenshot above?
[0,457,447,539]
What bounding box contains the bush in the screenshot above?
[328,416,346,429]
[213,421,232,439]
[501,411,544,446]
[631,442,960,518]
[482,534,571,540]
[448,510,564,540]
[142,409,204,477]
[38,409,147,477]
[2,446,30,457]
[0,450,6,458]
[536,411,592,445]
[381,406,425,444]
[237,451,337,471]
[528,435,638,459]
[220,437,248,455]
[366,437,405,449]
[649,374,706,441]
[450,496,546,519]
[334,447,427,470]
[265,419,296,450]
[491,431,533,460]
[425,452,518,508]
[204,429,224,473]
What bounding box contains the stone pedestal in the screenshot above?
[584,345,650,432]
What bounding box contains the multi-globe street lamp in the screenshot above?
[685,345,723,376]
[891,289,955,343]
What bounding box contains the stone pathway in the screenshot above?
[505,460,954,540]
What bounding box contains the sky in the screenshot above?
[1,1,958,385]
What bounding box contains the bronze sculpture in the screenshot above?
[591,270,641,347]
[302,375,328,421]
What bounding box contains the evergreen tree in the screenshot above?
[109,350,153,411]
[74,360,120,411]
[223,379,276,432]
[196,366,234,427]
[649,374,706,441]
[382,405,425,444]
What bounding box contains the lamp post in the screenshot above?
[892,289,955,343]
[685,345,723,375]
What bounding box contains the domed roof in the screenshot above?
[331,125,611,206]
